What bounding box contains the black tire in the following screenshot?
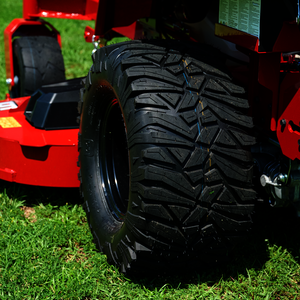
[10,36,65,97]
[78,40,256,273]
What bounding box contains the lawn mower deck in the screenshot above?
[0,79,81,188]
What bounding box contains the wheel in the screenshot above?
[78,40,256,273]
[10,36,65,97]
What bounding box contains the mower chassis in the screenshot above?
[0,96,79,187]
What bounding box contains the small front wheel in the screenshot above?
[10,36,65,97]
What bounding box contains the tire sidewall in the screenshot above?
[10,36,65,97]
[80,73,130,248]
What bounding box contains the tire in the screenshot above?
[78,40,256,273]
[10,36,65,97]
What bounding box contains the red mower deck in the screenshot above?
[0,97,79,187]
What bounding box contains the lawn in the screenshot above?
[1,1,300,299]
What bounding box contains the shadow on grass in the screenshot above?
[129,203,300,289]
[1,179,300,289]
[253,203,300,263]
[0,179,82,207]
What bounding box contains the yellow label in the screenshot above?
[0,117,22,128]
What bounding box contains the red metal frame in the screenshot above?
[84,26,98,43]
[216,21,300,160]
[22,0,153,37]
[84,22,144,43]
[277,88,300,160]
[23,0,99,20]
[0,96,79,187]
[94,0,153,36]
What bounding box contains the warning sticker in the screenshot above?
[219,0,261,37]
[0,117,22,128]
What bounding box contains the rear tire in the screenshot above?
[10,36,65,97]
[78,41,256,273]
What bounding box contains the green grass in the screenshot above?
[1,1,300,299]
[1,182,300,299]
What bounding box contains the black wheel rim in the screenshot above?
[99,98,130,222]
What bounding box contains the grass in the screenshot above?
[1,1,300,299]
[1,183,300,299]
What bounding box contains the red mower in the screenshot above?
[2,0,300,273]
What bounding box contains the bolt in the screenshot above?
[278,173,287,183]
[280,119,287,132]
[280,119,286,126]
[6,77,18,85]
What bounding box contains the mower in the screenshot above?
[2,0,300,273]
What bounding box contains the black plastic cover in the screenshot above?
[24,77,83,130]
